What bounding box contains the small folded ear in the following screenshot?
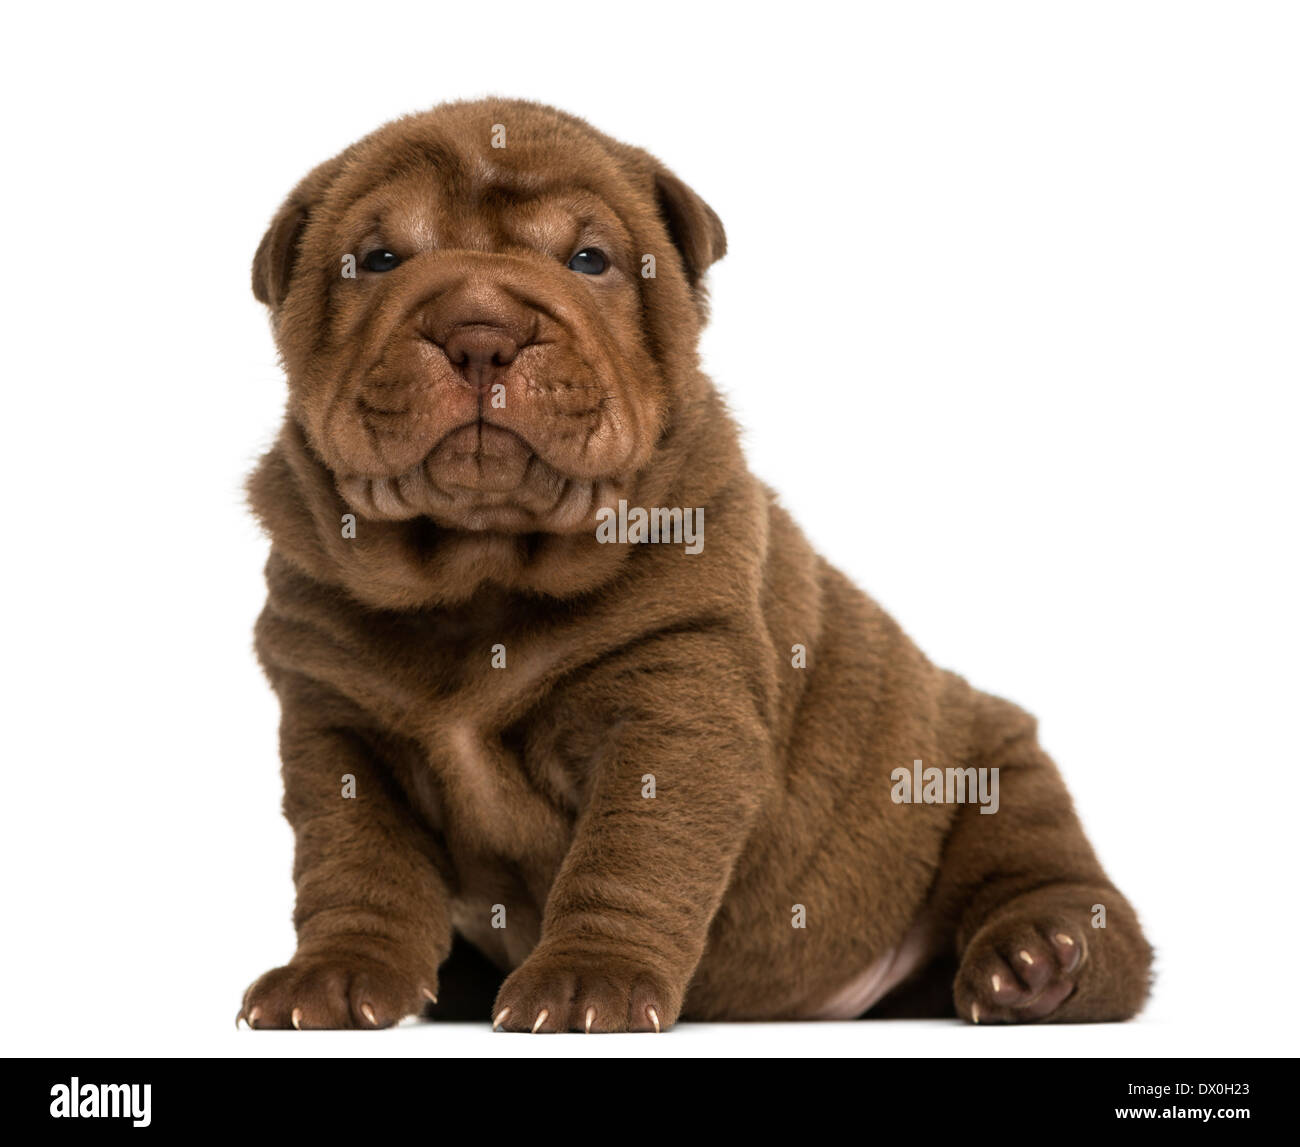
[653,169,727,289]
[252,153,349,309]
[251,198,306,309]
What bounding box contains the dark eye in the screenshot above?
[361,249,401,272]
[567,248,607,275]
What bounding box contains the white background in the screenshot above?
[2,1,1295,1058]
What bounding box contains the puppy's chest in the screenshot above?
[343,610,596,858]
[278,584,613,864]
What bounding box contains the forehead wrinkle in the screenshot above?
[371,137,463,187]
[470,154,547,197]
[508,199,578,253]
[338,182,437,249]
[387,200,438,247]
[462,176,625,254]
[335,155,638,259]
[554,182,640,252]
[496,184,630,230]
[328,139,468,227]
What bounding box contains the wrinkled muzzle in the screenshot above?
[302,253,659,533]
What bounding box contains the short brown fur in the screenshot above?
[239,99,1152,1032]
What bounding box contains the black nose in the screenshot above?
[438,324,520,390]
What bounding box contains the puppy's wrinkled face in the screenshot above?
[315,162,658,533]
[259,104,720,535]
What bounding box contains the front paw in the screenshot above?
[238,954,437,1030]
[491,949,678,1033]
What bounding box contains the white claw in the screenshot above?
[647,1006,660,1034]
[991,974,1001,992]
[493,1008,511,1031]
[585,1007,596,1033]
[1019,949,1035,966]
[248,1007,262,1029]
[422,988,438,1004]
[531,1009,548,1034]
[361,1003,378,1027]
[971,1003,981,1024]
[1055,932,1074,947]
[291,1007,303,1030]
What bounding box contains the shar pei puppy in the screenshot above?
[238,98,1152,1033]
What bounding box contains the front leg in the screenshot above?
[493,636,772,1033]
[240,674,453,1029]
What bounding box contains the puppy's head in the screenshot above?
[253,99,725,535]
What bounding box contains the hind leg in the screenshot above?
[927,695,1153,1024]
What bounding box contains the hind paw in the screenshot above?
[955,918,1086,1024]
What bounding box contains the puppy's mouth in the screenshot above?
[335,418,626,533]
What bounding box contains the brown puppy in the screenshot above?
[239,98,1152,1032]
